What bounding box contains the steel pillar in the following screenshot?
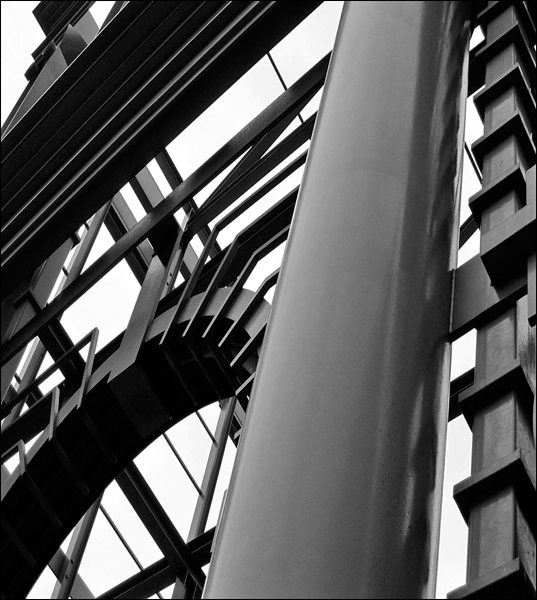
[449,2,536,597]
[204,2,471,598]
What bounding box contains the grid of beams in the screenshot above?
[1,1,535,599]
[1,2,325,597]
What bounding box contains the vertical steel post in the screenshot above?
[204,2,472,598]
[188,398,237,543]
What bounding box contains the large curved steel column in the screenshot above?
[204,2,472,598]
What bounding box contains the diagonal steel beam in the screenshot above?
[97,528,214,599]
[1,2,323,301]
[1,53,329,367]
[115,463,206,589]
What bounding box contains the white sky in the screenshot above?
[1,2,486,598]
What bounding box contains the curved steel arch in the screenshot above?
[1,287,269,598]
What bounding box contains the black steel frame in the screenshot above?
[1,1,535,598]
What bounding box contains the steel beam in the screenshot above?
[51,494,102,599]
[1,1,323,301]
[188,397,236,542]
[97,528,214,599]
[1,236,73,402]
[115,463,206,589]
[0,54,328,368]
[204,2,472,597]
[48,546,94,599]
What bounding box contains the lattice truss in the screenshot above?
[1,2,535,599]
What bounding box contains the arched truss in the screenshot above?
[1,1,535,599]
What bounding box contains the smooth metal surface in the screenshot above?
[204,2,471,598]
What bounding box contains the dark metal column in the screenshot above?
[448,3,536,598]
[204,2,471,598]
